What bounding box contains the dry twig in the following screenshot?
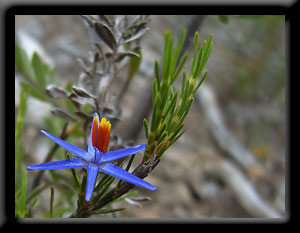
[195,83,265,178]
[205,158,282,218]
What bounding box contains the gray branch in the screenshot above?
[195,83,264,174]
[205,158,282,218]
[196,83,283,218]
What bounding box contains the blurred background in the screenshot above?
[15,15,285,218]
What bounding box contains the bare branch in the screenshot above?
[195,83,265,177]
[205,158,282,218]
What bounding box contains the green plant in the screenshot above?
[143,30,213,162]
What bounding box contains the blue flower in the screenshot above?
[27,113,157,201]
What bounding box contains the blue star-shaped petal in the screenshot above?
[27,113,157,201]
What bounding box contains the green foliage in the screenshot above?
[15,88,27,218]
[92,176,115,202]
[66,153,81,189]
[15,39,56,103]
[102,190,138,209]
[50,186,54,218]
[15,88,40,218]
[15,41,35,78]
[44,207,72,218]
[79,175,87,205]
[32,52,49,88]
[43,188,73,218]
[26,183,49,203]
[217,15,265,24]
[143,30,213,161]
[218,15,229,23]
[15,168,28,218]
[91,190,138,215]
[19,81,48,102]
[128,48,142,80]
[15,88,27,179]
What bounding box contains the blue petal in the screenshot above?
[85,165,99,202]
[41,130,92,162]
[100,163,157,191]
[100,144,146,163]
[27,158,87,170]
[88,113,100,154]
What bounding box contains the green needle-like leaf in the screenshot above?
[193,70,208,94]
[125,154,136,172]
[79,175,87,205]
[102,190,138,209]
[144,30,213,162]
[172,53,189,84]
[152,78,158,104]
[143,118,149,138]
[154,60,160,86]
[15,88,28,188]
[92,207,126,215]
[81,175,87,193]
[27,197,39,213]
[66,152,81,188]
[94,173,110,192]
[26,183,49,204]
[50,186,54,218]
[170,30,186,82]
[162,31,172,80]
[92,176,115,202]
[19,167,28,215]
[191,32,199,74]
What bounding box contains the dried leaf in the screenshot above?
[131,196,152,202]
[72,86,96,99]
[46,85,68,99]
[70,99,82,110]
[75,111,92,120]
[94,22,117,50]
[102,106,115,115]
[123,27,149,44]
[114,51,140,63]
[99,15,112,27]
[102,190,138,209]
[93,52,100,63]
[80,15,94,27]
[51,109,76,121]
[128,21,148,32]
[94,44,114,61]
[125,198,142,208]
